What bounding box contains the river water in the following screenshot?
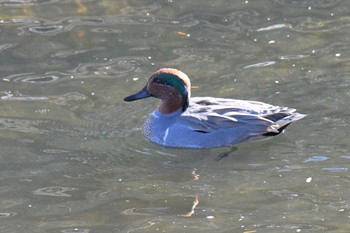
[0,0,349,232]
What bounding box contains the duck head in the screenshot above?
[124,68,191,114]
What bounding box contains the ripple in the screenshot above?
[303,155,329,163]
[121,207,169,216]
[321,167,348,172]
[205,11,255,32]
[0,0,57,6]
[43,149,69,154]
[1,95,48,101]
[32,186,77,197]
[0,43,17,53]
[71,57,144,77]
[6,73,60,84]
[0,212,17,218]
[270,189,306,200]
[172,47,235,63]
[274,0,342,8]
[98,58,144,74]
[87,189,113,200]
[16,19,67,36]
[67,16,105,25]
[122,208,151,216]
[17,75,59,83]
[9,17,41,25]
[0,91,13,100]
[0,118,48,133]
[16,16,106,36]
[243,61,276,68]
[90,28,122,34]
[251,222,330,231]
[280,54,310,60]
[28,25,64,34]
[51,47,104,58]
[49,92,87,105]
[256,23,291,32]
[61,228,90,233]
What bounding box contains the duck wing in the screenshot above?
[181,97,303,134]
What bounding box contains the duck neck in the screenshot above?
[158,98,184,114]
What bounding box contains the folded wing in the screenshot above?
[181,97,305,136]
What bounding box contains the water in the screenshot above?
[0,0,349,232]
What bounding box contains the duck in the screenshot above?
[124,68,306,149]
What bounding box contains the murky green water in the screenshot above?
[0,0,349,232]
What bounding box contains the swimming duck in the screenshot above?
[124,68,305,148]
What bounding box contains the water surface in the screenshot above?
[0,0,349,232]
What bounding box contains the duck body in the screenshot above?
[124,68,305,149]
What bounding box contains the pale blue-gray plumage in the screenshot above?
[124,68,306,148]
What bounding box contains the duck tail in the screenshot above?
[263,122,291,136]
[263,113,306,137]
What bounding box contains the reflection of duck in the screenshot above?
[124,68,306,148]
